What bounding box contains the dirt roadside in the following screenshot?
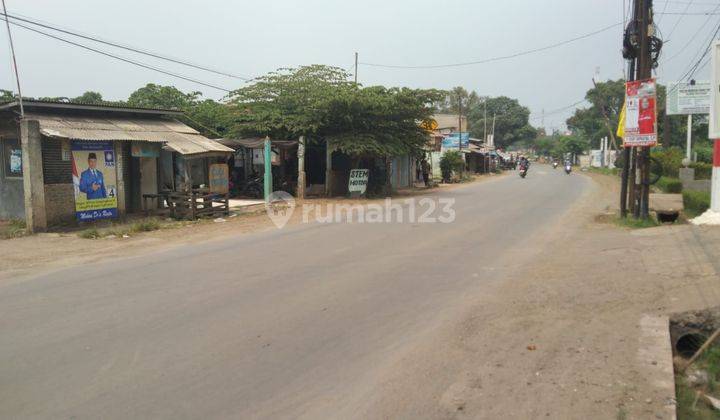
[357,171,720,419]
[0,173,507,283]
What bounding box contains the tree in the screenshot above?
[467,96,536,148]
[436,87,481,115]
[72,91,105,104]
[533,135,559,157]
[556,134,589,160]
[127,84,201,110]
[228,65,443,157]
[127,84,232,137]
[1,90,15,102]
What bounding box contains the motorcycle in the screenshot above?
[552,162,558,169]
[564,164,572,175]
[519,165,528,178]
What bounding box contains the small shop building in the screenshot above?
[0,100,232,232]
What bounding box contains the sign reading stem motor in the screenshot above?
[348,169,369,196]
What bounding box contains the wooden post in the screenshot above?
[297,136,306,200]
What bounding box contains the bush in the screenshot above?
[683,190,711,216]
[651,147,684,178]
[655,176,683,193]
[690,162,712,180]
[78,228,100,239]
[695,144,714,164]
[440,150,464,182]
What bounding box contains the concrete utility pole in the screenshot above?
[297,136,306,200]
[686,114,693,162]
[264,136,272,202]
[354,52,358,84]
[483,99,488,144]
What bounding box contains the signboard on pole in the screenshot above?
[348,169,369,196]
[441,132,470,149]
[71,141,118,221]
[623,78,658,147]
[709,41,720,138]
[666,81,711,115]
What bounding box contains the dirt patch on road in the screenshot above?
[360,171,720,419]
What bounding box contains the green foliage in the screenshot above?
[72,91,105,105]
[533,135,559,156]
[557,135,589,157]
[691,162,713,180]
[440,150,464,182]
[467,96,536,148]
[651,147,684,178]
[128,84,201,109]
[127,84,232,137]
[567,79,625,147]
[0,89,16,102]
[656,177,683,193]
[683,190,711,217]
[436,87,482,114]
[229,65,443,157]
[695,145,714,163]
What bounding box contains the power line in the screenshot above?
[359,21,623,69]
[1,16,233,93]
[666,0,696,39]
[0,11,252,81]
[661,4,720,64]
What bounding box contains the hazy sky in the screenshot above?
[0,0,715,131]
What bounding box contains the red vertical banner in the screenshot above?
[623,78,658,147]
[714,139,720,167]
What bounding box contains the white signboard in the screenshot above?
[711,41,720,138]
[348,169,369,195]
[667,81,711,115]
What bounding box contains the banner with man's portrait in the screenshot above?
[71,141,118,221]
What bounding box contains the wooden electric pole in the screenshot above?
[637,0,653,219]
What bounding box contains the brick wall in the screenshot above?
[44,183,75,226]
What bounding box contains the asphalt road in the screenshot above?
[1,166,590,419]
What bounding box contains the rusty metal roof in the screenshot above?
[26,113,233,156]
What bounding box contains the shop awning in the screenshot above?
[216,137,298,149]
[26,113,233,156]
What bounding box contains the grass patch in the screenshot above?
[0,219,27,239]
[676,346,720,419]
[683,190,711,218]
[77,218,163,239]
[614,215,660,229]
[588,167,620,176]
[656,176,684,194]
[78,228,101,239]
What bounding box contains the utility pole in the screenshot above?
[354,52,358,84]
[491,113,496,148]
[637,0,653,219]
[483,99,488,144]
[2,0,23,117]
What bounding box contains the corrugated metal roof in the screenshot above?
[27,113,232,156]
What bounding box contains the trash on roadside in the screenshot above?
[214,218,227,223]
[527,345,537,351]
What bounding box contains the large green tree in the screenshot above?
[436,87,481,115]
[228,65,442,157]
[466,96,536,148]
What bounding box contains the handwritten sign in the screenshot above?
[348,169,369,195]
[209,163,229,194]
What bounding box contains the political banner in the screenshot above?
[71,141,118,221]
[623,78,657,147]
